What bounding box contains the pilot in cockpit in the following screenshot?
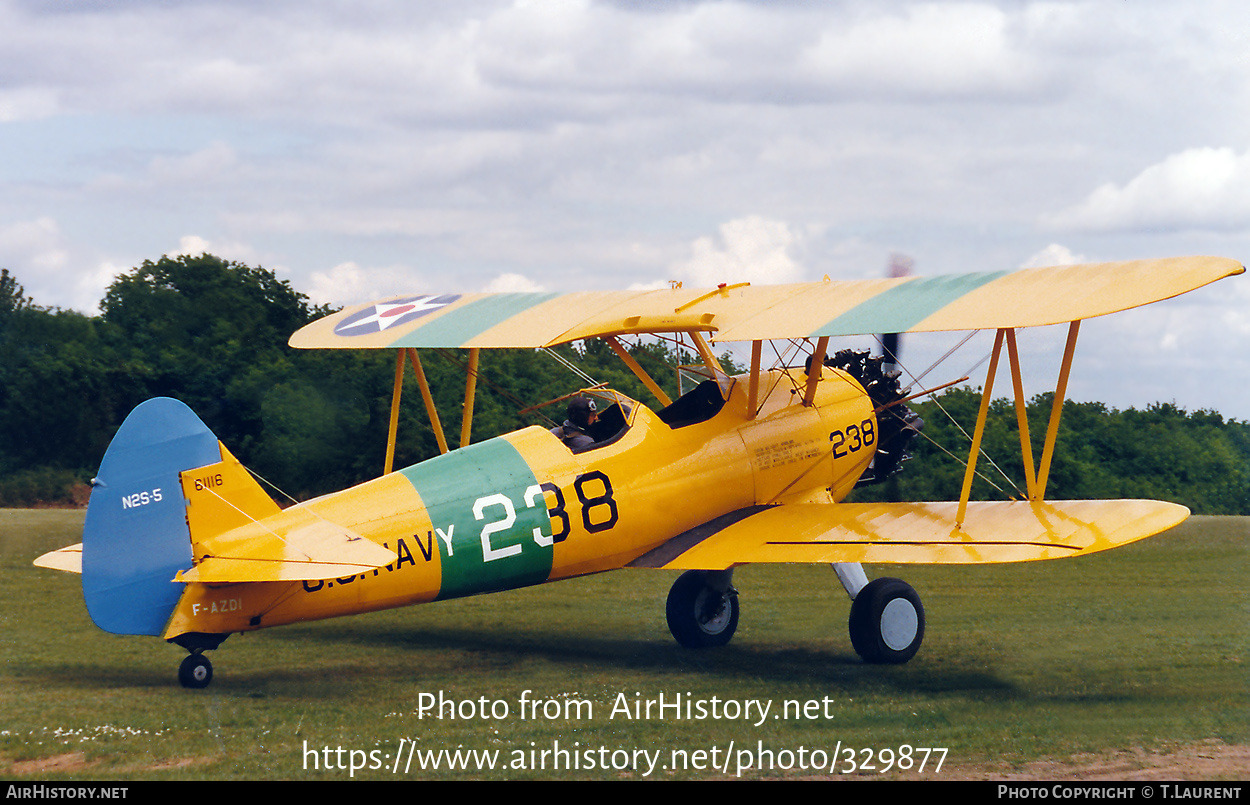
[550,397,598,451]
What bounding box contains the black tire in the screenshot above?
[179,653,213,689]
[666,570,739,648]
[848,577,924,664]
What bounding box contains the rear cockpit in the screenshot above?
[577,388,635,451]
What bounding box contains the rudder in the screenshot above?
[82,398,223,636]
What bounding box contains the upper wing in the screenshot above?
[289,256,1242,349]
[627,499,1189,570]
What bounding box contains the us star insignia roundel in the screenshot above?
[333,294,462,337]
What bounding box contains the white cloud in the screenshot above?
[0,217,71,304]
[0,1,1068,131]
[148,141,239,184]
[81,141,245,203]
[1020,243,1086,268]
[1044,146,1250,232]
[669,215,806,289]
[627,279,674,292]
[174,235,212,256]
[0,217,66,272]
[474,2,1055,106]
[0,217,128,313]
[308,262,369,307]
[0,87,59,122]
[169,235,268,271]
[75,261,129,315]
[800,4,1046,99]
[307,261,430,307]
[1222,288,1250,339]
[484,272,545,293]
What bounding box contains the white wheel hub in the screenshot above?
[880,598,918,651]
[695,589,730,634]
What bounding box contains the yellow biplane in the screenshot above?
[35,255,1243,688]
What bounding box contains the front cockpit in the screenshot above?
[551,376,731,455]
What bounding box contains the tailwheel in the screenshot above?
[178,652,213,689]
[848,577,924,664]
[666,570,739,648]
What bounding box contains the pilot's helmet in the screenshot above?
[568,397,598,429]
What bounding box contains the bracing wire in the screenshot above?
[872,333,1026,500]
[539,346,599,387]
[434,348,559,427]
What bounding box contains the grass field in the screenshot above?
[1,508,1245,780]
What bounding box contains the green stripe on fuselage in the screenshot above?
[813,271,1008,337]
[399,437,552,600]
[392,293,559,347]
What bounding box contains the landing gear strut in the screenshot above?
[666,570,739,648]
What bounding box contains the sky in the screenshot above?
[2,0,1248,418]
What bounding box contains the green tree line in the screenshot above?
[1,255,1247,513]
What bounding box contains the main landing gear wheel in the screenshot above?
[666,570,739,648]
[848,577,924,664]
[178,653,213,689]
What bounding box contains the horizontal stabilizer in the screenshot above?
[34,543,83,574]
[176,439,397,582]
[632,499,1188,570]
[177,517,397,583]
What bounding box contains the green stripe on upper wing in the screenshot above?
[389,293,560,348]
[811,271,1008,337]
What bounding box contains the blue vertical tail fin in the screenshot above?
[82,398,223,636]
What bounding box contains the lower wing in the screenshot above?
[629,499,1188,570]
